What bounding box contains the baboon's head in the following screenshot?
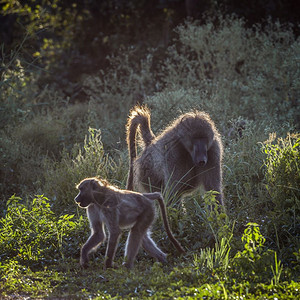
[75,178,105,208]
[187,136,209,166]
[179,112,216,167]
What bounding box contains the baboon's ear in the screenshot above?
[91,179,106,204]
[91,179,100,191]
[91,179,106,195]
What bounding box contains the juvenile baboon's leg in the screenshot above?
[142,232,167,263]
[81,204,106,268]
[81,223,105,268]
[124,209,157,269]
[104,226,122,269]
[124,225,148,269]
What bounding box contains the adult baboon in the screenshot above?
[75,177,185,269]
[126,106,224,206]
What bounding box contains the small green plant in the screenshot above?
[201,190,231,243]
[271,251,283,285]
[193,236,231,274]
[233,222,280,283]
[240,222,266,261]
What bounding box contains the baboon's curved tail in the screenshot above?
[144,192,185,253]
[155,193,186,254]
[126,105,155,190]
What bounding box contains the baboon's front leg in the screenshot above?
[81,222,106,268]
[81,205,106,268]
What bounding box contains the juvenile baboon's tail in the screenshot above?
[126,105,155,190]
[153,193,185,254]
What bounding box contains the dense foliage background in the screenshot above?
[0,0,299,298]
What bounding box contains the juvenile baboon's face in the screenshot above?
[75,180,95,208]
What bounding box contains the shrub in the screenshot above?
[223,120,270,215]
[160,16,299,125]
[0,131,46,202]
[232,222,281,283]
[43,128,127,211]
[0,41,41,126]
[0,195,86,268]
[262,133,300,251]
[263,133,300,218]
[161,190,232,253]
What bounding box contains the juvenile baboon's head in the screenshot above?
[75,178,105,208]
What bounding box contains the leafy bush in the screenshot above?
[158,189,232,256]
[0,102,110,203]
[157,16,299,125]
[263,133,300,221]
[43,128,127,210]
[0,130,46,202]
[0,195,86,268]
[0,40,41,126]
[232,223,283,284]
[262,133,300,253]
[223,121,272,216]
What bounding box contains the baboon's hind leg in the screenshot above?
[142,232,167,263]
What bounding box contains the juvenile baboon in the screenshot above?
[126,105,224,206]
[75,177,185,269]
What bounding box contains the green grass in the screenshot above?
[0,191,299,298]
[2,259,299,299]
